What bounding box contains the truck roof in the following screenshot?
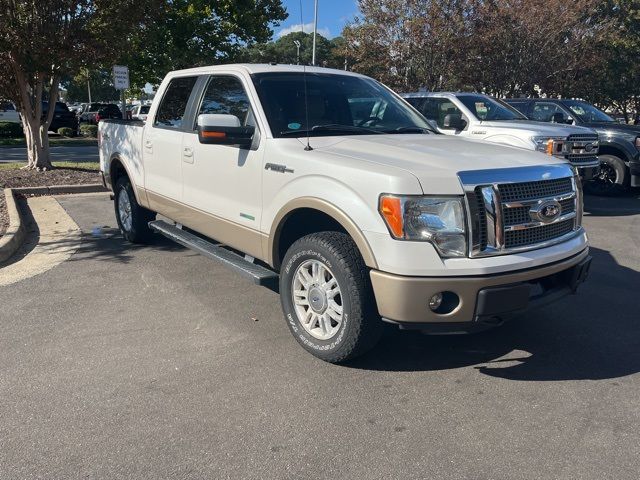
[166,63,367,78]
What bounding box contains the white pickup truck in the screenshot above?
[99,64,591,363]
[402,92,601,180]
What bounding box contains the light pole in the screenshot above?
[293,40,301,65]
[312,0,318,66]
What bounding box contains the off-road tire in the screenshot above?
[280,232,382,363]
[114,176,156,243]
[585,154,629,196]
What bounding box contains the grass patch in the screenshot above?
[0,137,98,147]
[0,161,99,171]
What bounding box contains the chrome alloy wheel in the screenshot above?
[117,188,133,232]
[292,259,344,340]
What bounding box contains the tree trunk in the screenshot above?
[22,114,53,170]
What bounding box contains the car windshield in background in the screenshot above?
[251,72,434,137]
[458,95,526,121]
[564,101,615,123]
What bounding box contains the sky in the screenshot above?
[275,0,359,39]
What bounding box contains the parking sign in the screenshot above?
[113,65,130,90]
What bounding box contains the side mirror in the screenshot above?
[442,113,467,131]
[197,114,254,148]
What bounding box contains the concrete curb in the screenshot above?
[0,188,26,263]
[0,183,106,263]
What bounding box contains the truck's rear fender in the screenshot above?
[100,121,147,204]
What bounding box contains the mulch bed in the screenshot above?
[0,167,101,238]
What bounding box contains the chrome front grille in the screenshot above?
[498,177,573,202]
[459,165,583,257]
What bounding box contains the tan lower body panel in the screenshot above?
[146,190,267,261]
[370,248,590,324]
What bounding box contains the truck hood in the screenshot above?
[307,134,568,195]
[478,120,595,137]
[581,122,640,136]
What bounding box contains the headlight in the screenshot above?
[379,195,467,257]
[532,136,565,154]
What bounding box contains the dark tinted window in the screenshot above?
[507,101,528,114]
[140,105,150,114]
[154,76,198,129]
[252,72,431,137]
[531,102,568,123]
[0,102,15,111]
[196,76,254,128]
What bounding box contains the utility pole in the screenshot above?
[86,72,92,103]
[312,0,318,66]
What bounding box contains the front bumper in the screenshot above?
[370,248,591,332]
[630,154,640,187]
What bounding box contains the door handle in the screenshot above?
[183,147,193,157]
[144,140,153,149]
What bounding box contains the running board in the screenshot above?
[148,220,279,287]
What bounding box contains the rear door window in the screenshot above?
[154,76,198,129]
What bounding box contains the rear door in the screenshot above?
[143,75,199,202]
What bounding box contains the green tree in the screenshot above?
[122,0,288,90]
[0,0,153,170]
[64,70,120,103]
[241,31,338,66]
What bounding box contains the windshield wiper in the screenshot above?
[383,126,431,134]
[280,124,382,136]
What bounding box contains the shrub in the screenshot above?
[80,124,98,138]
[0,121,23,138]
[57,127,74,137]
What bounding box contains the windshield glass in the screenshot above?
[251,72,434,137]
[564,100,615,123]
[457,94,526,121]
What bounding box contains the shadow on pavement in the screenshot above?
[347,247,640,381]
[584,190,640,217]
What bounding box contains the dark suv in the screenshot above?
[505,98,640,195]
[43,101,78,135]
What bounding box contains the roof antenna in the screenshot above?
[300,0,313,151]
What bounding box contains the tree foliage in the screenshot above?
[122,0,288,90]
[344,0,639,114]
[239,31,348,69]
[0,0,154,169]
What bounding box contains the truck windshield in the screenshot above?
[563,101,615,123]
[251,72,434,137]
[457,94,526,121]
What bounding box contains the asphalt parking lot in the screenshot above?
[1,191,639,479]
[0,145,98,164]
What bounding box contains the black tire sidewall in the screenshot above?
[280,237,364,361]
[586,155,628,195]
[114,177,152,243]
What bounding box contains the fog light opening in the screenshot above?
[428,291,460,315]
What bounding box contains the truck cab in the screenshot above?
[403,92,600,180]
[505,98,640,195]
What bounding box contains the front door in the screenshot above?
[181,74,264,255]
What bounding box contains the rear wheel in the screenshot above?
[586,154,629,196]
[280,232,382,363]
[114,176,155,243]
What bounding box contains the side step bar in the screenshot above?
[149,220,279,287]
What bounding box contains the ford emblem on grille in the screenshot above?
[530,199,562,223]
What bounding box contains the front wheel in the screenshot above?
[585,154,629,196]
[114,176,156,243]
[279,232,382,363]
